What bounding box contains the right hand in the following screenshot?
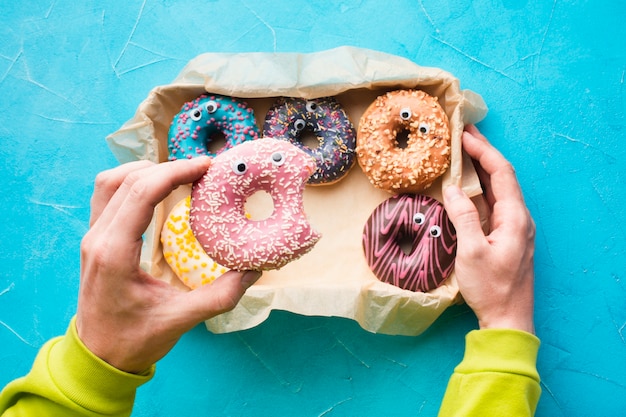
[77,158,261,374]
[443,125,536,334]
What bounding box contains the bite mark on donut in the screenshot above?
[190,138,321,271]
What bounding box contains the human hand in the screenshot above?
[76,158,261,373]
[443,125,536,334]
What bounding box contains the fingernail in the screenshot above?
[241,270,262,289]
[195,155,212,166]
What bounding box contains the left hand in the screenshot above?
[443,126,535,334]
[76,158,261,373]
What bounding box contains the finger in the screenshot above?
[462,126,497,208]
[173,270,262,326]
[464,124,487,141]
[443,185,486,247]
[462,130,525,206]
[89,160,155,227]
[106,157,211,246]
[462,130,530,236]
[471,156,496,210]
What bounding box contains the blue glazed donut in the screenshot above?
[167,94,260,160]
[263,97,356,185]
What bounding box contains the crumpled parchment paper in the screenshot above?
[106,46,488,336]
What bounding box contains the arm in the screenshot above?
[438,125,541,416]
[438,329,541,417]
[1,158,261,416]
[0,318,153,417]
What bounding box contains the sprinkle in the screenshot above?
[189,138,321,270]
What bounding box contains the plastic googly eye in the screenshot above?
[231,159,248,175]
[413,212,426,225]
[205,100,218,114]
[294,119,306,131]
[400,107,412,120]
[189,108,203,121]
[306,101,318,112]
[270,152,285,166]
[430,225,442,238]
[418,122,430,135]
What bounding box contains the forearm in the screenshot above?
[0,317,154,417]
[438,329,541,417]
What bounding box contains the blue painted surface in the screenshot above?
[0,1,624,415]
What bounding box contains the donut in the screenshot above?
[356,89,451,193]
[263,97,356,185]
[167,93,260,160]
[362,194,456,292]
[160,196,229,289]
[190,138,321,271]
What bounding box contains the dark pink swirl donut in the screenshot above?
[362,194,456,292]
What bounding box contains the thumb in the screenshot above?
[443,185,485,243]
[178,270,262,324]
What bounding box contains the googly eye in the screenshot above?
[305,101,318,112]
[294,119,306,131]
[413,212,426,225]
[205,100,218,114]
[400,107,412,120]
[270,151,285,166]
[189,107,203,121]
[429,225,442,238]
[231,159,248,175]
[418,122,430,135]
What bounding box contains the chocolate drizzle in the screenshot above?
[362,194,456,292]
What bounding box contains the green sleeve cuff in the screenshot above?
[45,317,155,415]
[1,317,155,416]
[438,329,541,417]
[455,328,540,381]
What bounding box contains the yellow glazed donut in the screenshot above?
[356,89,451,193]
[160,196,229,289]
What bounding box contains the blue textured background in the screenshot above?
[1,1,625,416]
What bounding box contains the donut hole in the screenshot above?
[395,128,411,150]
[396,232,415,255]
[206,131,228,154]
[244,190,274,221]
[299,128,322,150]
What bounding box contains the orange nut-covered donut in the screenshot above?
[356,90,451,193]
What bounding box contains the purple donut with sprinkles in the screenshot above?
[362,194,457,292]
[263,97,356,185]
[167,94,260,160]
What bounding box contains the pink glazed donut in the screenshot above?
[190,138,321,271]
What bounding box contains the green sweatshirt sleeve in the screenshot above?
[0,317,154,417]
[438,329,541,417]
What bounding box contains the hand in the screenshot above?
[443,125,536,334]
[76,158,261,373]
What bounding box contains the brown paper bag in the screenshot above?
[106,46,488,336]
